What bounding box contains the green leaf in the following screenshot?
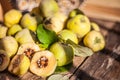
[36,24,57,47]
[55,63,72,74]
[66,39,94,57]
[55,66,68,73]
[47,74,63,80]
[60,75,70,80]
[48,74,70,80]
[38,43,49,50]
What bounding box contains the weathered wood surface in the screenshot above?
[79,0,120,22]
[70,19,120,80]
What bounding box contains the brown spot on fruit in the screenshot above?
[0,50,10,71]
[0,54,4,65]
[94,37,101,44]
[8,54,30,75]
[70,0,75,5]
[12,55,21,69]
[80,17,86,23]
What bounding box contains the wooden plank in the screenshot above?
[70,22,120,80]
[79,1,120,22]
[84,0,120,8]
[64,56,86,78]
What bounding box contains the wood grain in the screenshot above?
[84,0,120,8]
[79,0,120,22]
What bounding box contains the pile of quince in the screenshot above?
[0,0,105,79]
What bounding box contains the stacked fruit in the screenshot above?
[0,0,105,79]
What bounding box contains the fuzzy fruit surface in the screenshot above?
[58,29,78,44]
[50,42,74,66]
[84,30,105,52]
[40,0,59,17]
[0,50,10,71]
[15,28,34,44]
[67,14,91,38]
[8,54,30,76]
[0,25,8,38]
[8,24,22,36]
[21,13,37,32]
[4,9,22,27]
[0,36,18,58]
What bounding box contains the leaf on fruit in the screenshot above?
[37,43,49,50]
[36,24,57,48]
[55,66,68,73]
[48,74,70,80]
[66,39,93,57]
[60,75,70,80]
[48,74,63,80]
[55,63,72,74]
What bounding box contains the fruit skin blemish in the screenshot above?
[0,50,10,71]
[8,54,30,76]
